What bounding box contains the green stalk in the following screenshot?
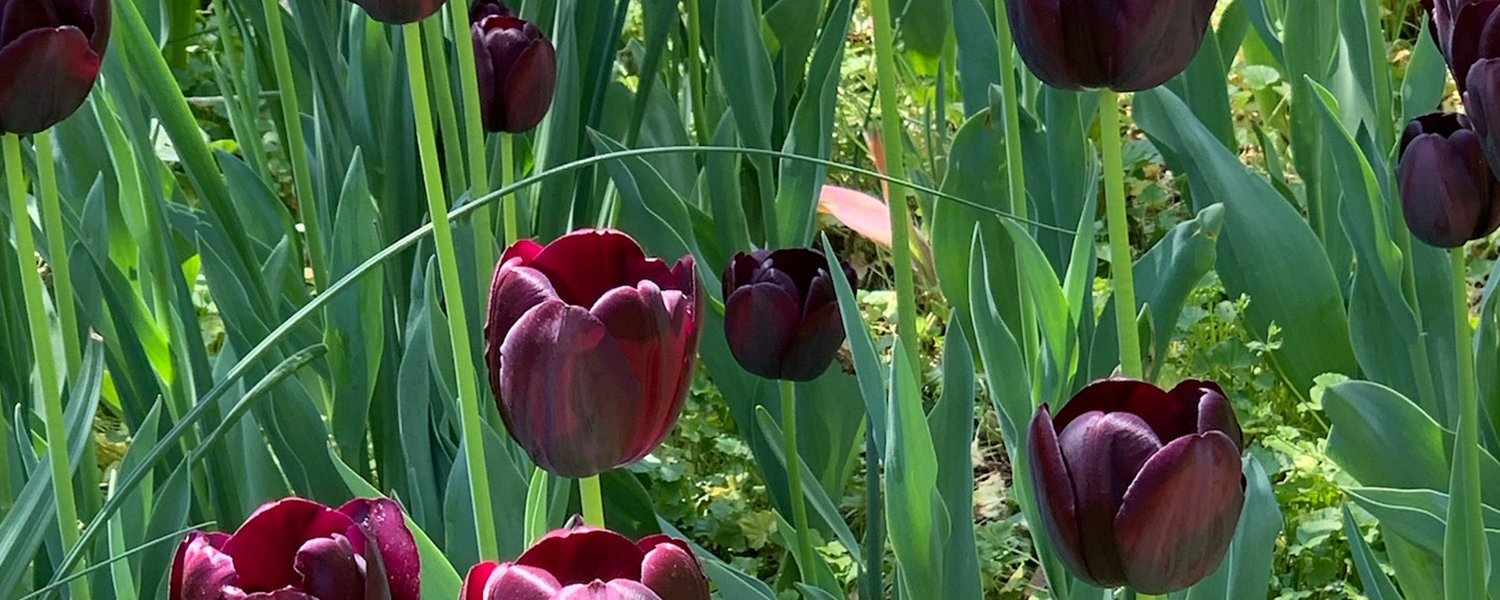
[580,475,605,527]
[403,21,500,561]
[684,0,710,145]
[7,133,90,600]
[993,0,1037,364]
[34,132,79,373]
[1099,90,1142,379]
[1444,247,1485,599]
[868,0,920,374]
[422,14,470,199]
[260,0,328,289]
[501,133,518,245]
[448,0,495,267]
[781,380,817,579]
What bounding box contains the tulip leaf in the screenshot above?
[1345,485,1500,598]
[773,0,852,247]
[140,464,192,598]
[1344,505,1404,600]
[714,0,774,153]
[751,406,865,569]
[590,131,716,291]
[327,151,386,467]
[996,217,1078,405]
[948,0,999,116]
[532,0,585,239]
[1162,25,1237,152]
[1402,16,1448,125]
[930,107,1011,329]
[931,320,983,600]
[820,234,888,452]
[896,0,951,58]
[331,446,462,600]
[1481,260,1500,439]
[1183,455,1283,600]
[884,340,948,598]
[1326,381,1450,492]
[1134,87,1359,393]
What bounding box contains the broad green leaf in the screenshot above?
[327,151,386,466]
[948,0,999,115]
[884,339,947,597]
[821,234,888,452]
[1326,381,1449,492]
[774,0,852,247]
[1344,505,1403,600]
[1402,16,1448,124]
[714,0,775,152]
[897,0,951,57]
[931,321,982,600]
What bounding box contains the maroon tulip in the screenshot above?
[0,0,110,134]
[721,248,854,382]
[345,0,443,25]
[470,0,556,133]
[1421,0,1500,93]
[169,497,420,600]
[459,521,710,600]
[1002,0,1217,91]
[484,228,700,478]
[1028,379,1245,594]
[1397,112,1500,247]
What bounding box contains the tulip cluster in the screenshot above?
[461,520,710,600]
[0,0,110,134]
[1002,0,1218,91]
[1028,379,1246,593]
[1400,1,1500,247]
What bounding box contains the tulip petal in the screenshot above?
[1056,410,1163,587]
[1114,432,1246,594]
[1111,0,1218,91]
[499,33,556,133]
[526,229,680,307]
[517,526,647,586]
[172,532,236,600]
[222,498,358,592]
[555,581,665,600]
[241,590,320,600]
[638,536,710,600]
[779,297,845,382]
[1054,379,1198,442]
[461,562,501,600]
[1399,131,1487,247]
[346,0,443,24]
[0,26,100,134]
[486,261,560,398]
[591,282,696,461]
[723,281,800,380]
[1172,380,1243,450]
[1025,406,1090,582]
[1005,0,1073,89]
[338,498,420,600]
[1449,0,1500,91]
[498,300,644,477]
[483,564,563,600]
[294,536,365,600]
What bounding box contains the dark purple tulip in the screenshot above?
[470,0,555,133]
[1421,0,1500,93]
[345,0,443,25]
[721,248,854,382]
[1002,0,1217,91]
[1397,112,1500,247]
[459,521,710,600]
[0,0,109,134]
[169,497,420,600]
[1028,379,1245,594]
[484,228,701,478]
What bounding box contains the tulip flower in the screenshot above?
[484,228,700,478]
[1028,379,1245,593]
[170,497,420,600]
[0,0,110,134]
[460,520,710,600]
[721,248,854,382]
[1396,112,1500,248]
[470,0,556,133]
[1001,0,1217,91]
[346,0,443,25]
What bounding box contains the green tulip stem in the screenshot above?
[403,21,500,562]
[869,0,920,376]
[34,132,79,373]
[447,1,497,269]
[1445,247,1485,598]
[260,0,327,290]
[685,0,710,145]
[1134,594,1165,600]
[993,0,1038,364]
[7,132,91,600]
[421,15,469,200]
[1099,89,1143,380]
[501,133,518,246]
[580,475,605,528]
[781,379,817,580]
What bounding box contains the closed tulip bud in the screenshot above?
[345,0,443,25]
[0,0,109,134]
[1396,112,1500,247]
[470,0,556,133]
[484,228,701,478]
[1028,379,1245,594]
[721,248,854,382]
[1002,0,1217,92]
[460,520,710,600]
[170,498,420,600]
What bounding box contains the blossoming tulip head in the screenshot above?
[470,0,556,133]
[1028,379,1245,594]
[484,228,701,478]
[1397,112,1500,247]
[0,0,110,134]
[460,520,710,600]
[721,248,854,382]
[1002,0,1217,91]
[346,0,443,25]
[170,497,420,600]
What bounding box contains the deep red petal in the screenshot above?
[482,563,562,600]
[461,562,501,600]
[346,0,443,24]
[171,532,236,600]
[517,526,647,586]
[1056,410,1163,586]
[0,26,100,134]
[1170,380,1243,450]
[527,229,676,308]
[222,498,356,592]
[723,282,799,380]
[638,537,710,600]
[591,282,696,462]
[499,37,556,133]
[293,536,365,600]
[1054,378,1199,442]
[337,498,420,600]
[485,260,561,400]
[1024,406,1090,582]
[554,580,665,600]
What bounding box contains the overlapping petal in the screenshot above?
[1004,0,1217,91]
[721,247,852,382]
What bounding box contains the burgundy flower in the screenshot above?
[461,522,710,600]
[0,0,110,134]
[169,497,420,600]
[1002,0,1217,91]
[345,0,443,25]
[1397,112,1500,247]
[470,0,556,133]
[721,248,854,382]
[1027,379,1245,594]
[484,228,701,478]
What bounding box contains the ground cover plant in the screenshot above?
[1,0,1498,598]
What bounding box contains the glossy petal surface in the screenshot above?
[293,536,364,600]
[338,498,420,600]
[222,499,358,592]
[1004,0,1217,91]
[517,526,646,586]
[345,0,443,24]
[483,563,562,600]
[1056,411,1163,586]
[1026,406,1088,579]
[0,26,100,134]
[638,536,710,600]
[171,532,236,600]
